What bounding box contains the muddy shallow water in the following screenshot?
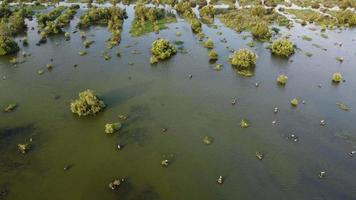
[1,4,356,200]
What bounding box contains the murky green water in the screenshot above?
[1,5,356,200]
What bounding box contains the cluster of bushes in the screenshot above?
[229,48,257,76]
[130,2,176,36]
[175,1,202,33]
[78,6,127,48]
[39,5,79,36]
[0,35,19,55]
[0,2,27,36]
[219,6,289,40]
[70,89,106,117]
[270,38,294,57]
[199,5,215,23]
[150,39,177,64]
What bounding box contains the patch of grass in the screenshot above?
[130,17,177,37]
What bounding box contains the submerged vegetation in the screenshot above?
[150,39,177,64]
[70,90,106,117]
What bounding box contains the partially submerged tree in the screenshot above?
[230,48,257,69]
[0,35,19,56]
[105,123,122,134]
[70,90,106,116]
[270,38,295,57]
[150,39,177,63]
[251,21,271,40]
[208,50,218,61]
[203,39,214,49]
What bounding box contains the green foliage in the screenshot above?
[0,35,19,56]
[78,6,126,48]
[151,39,177,62]
[240,119,249,128]
[229,48,257,69]
[70,89,106,117]
[250,21,271,40]
[202,39,214,49]
[105,123,122,134]
[277,75,288,85]
[332,72,342,83]
[199,5,215,20]
[130,3,176,37]
[18,143,30,154]
[191,18,202,33]
[270,38,294,57]
[203,136,213,145]
[3,103,17,112]
[290,98,298,107]
[208,50,218,61]
[175,1,202,34]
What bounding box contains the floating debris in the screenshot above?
[4,103,17,112]
[46,63,53,70]
[118,114,128,120]
[255,152,264,160]
[108,178,124,190]
[274,107,278,113]
[320,120,326,126]
[188,74,193,79]
[78,51,87,56]
[272,120,277,125]
[349,150,355,157]
[213,64,222,71]
[17,143,30,154]
[217,176,224,184]
[203,136,213,145]
[289,134,299,142]
[117,144,122,150]
[336,102,349,111]
[161,128,168,133]
[161,159,169,167]
[255,82,259,87]
[336,56,344,62]
[231,97,237,105]
[319,171,326,179]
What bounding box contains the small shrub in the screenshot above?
[270,38,294,57]
[151,39,177,61]
[251,21,271,40]
[203,39,214,49]
[240,119,249,128]
[229,48,257,69]
[208,50,218,61]
[70,89,105,116]
[290,98,298,107]
[332,72,343,83]
[105,122,122,134]
[277,75,288,85]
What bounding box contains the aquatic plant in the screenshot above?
[277,75,288,85]
[270,38,294,57]
[70,89,106,117]
[105,123,122,134]
[150,39,176,62]
[78,51,87,56]
[336,102,349,111]
[18,143,30,154]
[229,48,257,69]
[290,98,298,107]
[203,136,213,145]
[203,39,214,49]
[208,50,218,61]
[332,72,343,83]
[250,21,271,40]
[3,103,17,112]
[240,119,249,128]
[0,35,19,56]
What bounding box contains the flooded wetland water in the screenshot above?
[0,0,356,199]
